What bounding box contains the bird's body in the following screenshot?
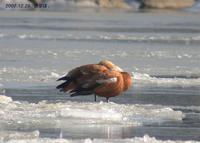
[56,60,132,102]
[57,64,108,91]
[94,70,124,98]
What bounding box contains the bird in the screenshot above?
[56,60,123,100]
[56,60,132,102]
[76,70,132,102]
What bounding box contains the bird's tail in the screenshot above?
[56,77,75,92]
[57,76,73,81]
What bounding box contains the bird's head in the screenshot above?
[99,60,123,72]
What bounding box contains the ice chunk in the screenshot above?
[0,100,184,129]
[50,72,60,78]
[0,130,39,142]
[0,95,12,104]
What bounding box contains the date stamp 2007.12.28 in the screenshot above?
[5,3,48,9]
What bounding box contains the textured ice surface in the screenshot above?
[1,33,200,43]
[133,72,200,87]
[1,67,200,87]
[1,133,200,143]
[0,95,184,129]
[0,94,12,104]
[0,130,39,142]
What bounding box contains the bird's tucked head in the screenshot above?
[99,60,123,72]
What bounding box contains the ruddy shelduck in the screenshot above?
[56,60,132,102]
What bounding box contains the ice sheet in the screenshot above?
[1,133,200,143]
[133,72,200,87]
[0,95,184,129]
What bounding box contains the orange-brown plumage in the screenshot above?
[94,70,124,98]
[121,72,132,91]
[57,64,108,92]
[56,60,132,102]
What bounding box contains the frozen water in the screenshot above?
[0,95,184,128]
[0,8,200,142]
[0,94,12,104]
[1,134,200,143]
[0,130,39,142]
[133,72,200,87]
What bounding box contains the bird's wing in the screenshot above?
[72,64,110,88]
[95,71,118,83]
[57,66,80,81]
[77,71,118,91]
[79,64,108,75]
[69,70,117,95]
[57,64,109,81]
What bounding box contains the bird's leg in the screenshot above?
[106,97,109,103]
[94,94,97,102]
